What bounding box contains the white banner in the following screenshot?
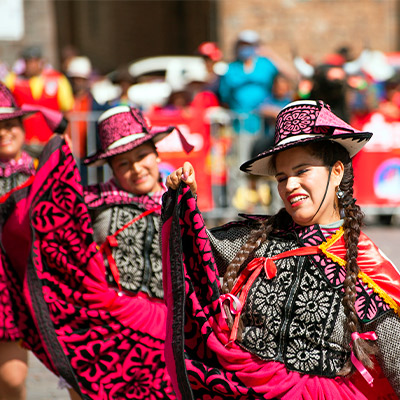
[0,0,24,41]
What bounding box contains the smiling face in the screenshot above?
[274,145,344,226]
[109,141,162,195]
[0,118,25,161]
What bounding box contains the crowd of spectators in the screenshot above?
[1,34,400,210]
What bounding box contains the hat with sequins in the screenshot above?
[0,83,36,121]
[240,99,373,176]
[84,105,193,166]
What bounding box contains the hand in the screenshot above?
[166,161,197,196]
[50,132,72,149]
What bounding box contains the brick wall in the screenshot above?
[218,0,399,64]
[0,0,57,69]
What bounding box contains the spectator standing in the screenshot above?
[232,73,294,213]
[5,46,74,157]
[106,65,137,108]
[310,62,350,122]
[65,56,105,184]
[196,41,223,97]
[218,29,297,166]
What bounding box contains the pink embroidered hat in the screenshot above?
[0,83,67,132]
[84,105,193,166]
[240,99,373,176]
[0,83,35,121]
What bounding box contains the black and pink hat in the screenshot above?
[240,100,373,176]
[0,83,67,132]
[84,106,193,166]
[0,83,35,121]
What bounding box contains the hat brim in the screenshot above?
[0,108,36,121]
[84,126,175,167]
[240,131,373,176]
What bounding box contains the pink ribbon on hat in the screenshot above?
[174,126,195,154]
[21,104,65,132]
[218,293,242,320]
[350,331,377,386]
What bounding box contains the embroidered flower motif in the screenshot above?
[149,271,164,299]
[41,285,78,329]
[243,327,277,358]
[275,106,319,141]
[109,368,154,399]
[295,289,330,323]
[71,341,120,383]
[286,339,320,371]
[43,228,82,267]
[253,282,287,320]
[117,259,142,292]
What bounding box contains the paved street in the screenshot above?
[363,220,400,270]
[26,354,69,400]
[26,221,400,399]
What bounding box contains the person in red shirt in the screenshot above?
[5,46,74,157]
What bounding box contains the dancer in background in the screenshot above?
[84,106,193,311]
[0,84,36,400]
[163,100,400,399]
[0,83,67,400]
[1,104,192,399]
[5,45,74,157]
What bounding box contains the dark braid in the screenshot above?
[222,208,289,335]
[337,161,378,375]
[308,141,378,374]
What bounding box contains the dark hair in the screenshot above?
[222,140,377,372]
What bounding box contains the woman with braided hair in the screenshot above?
[162,99,400,399]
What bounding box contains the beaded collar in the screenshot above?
[0,151,36,178]
[84,177,166,212]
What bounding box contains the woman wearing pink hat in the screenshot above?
[0,83,38,400]
[83,105,192,311]
[1,104,193,399]
[163,100,400,399]
[0,82,68,400]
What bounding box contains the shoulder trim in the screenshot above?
[320,228,400,318]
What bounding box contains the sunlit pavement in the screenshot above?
[27,353,69,400]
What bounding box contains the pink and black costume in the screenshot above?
[84,178,165,299]
[0,151,36,343]
[1,136,176,399]
[0,105,195,398]
[161,184,400,399]
[0,151,35,196]
[161,100,400,399]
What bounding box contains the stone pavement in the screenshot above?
[26,353,69,400]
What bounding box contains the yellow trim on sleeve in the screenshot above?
[358,271,400,317]
[319,226,346,266]
[319,226,400,317]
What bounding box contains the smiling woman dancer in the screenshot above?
[162,100,400,399]
[83,106,188,301]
